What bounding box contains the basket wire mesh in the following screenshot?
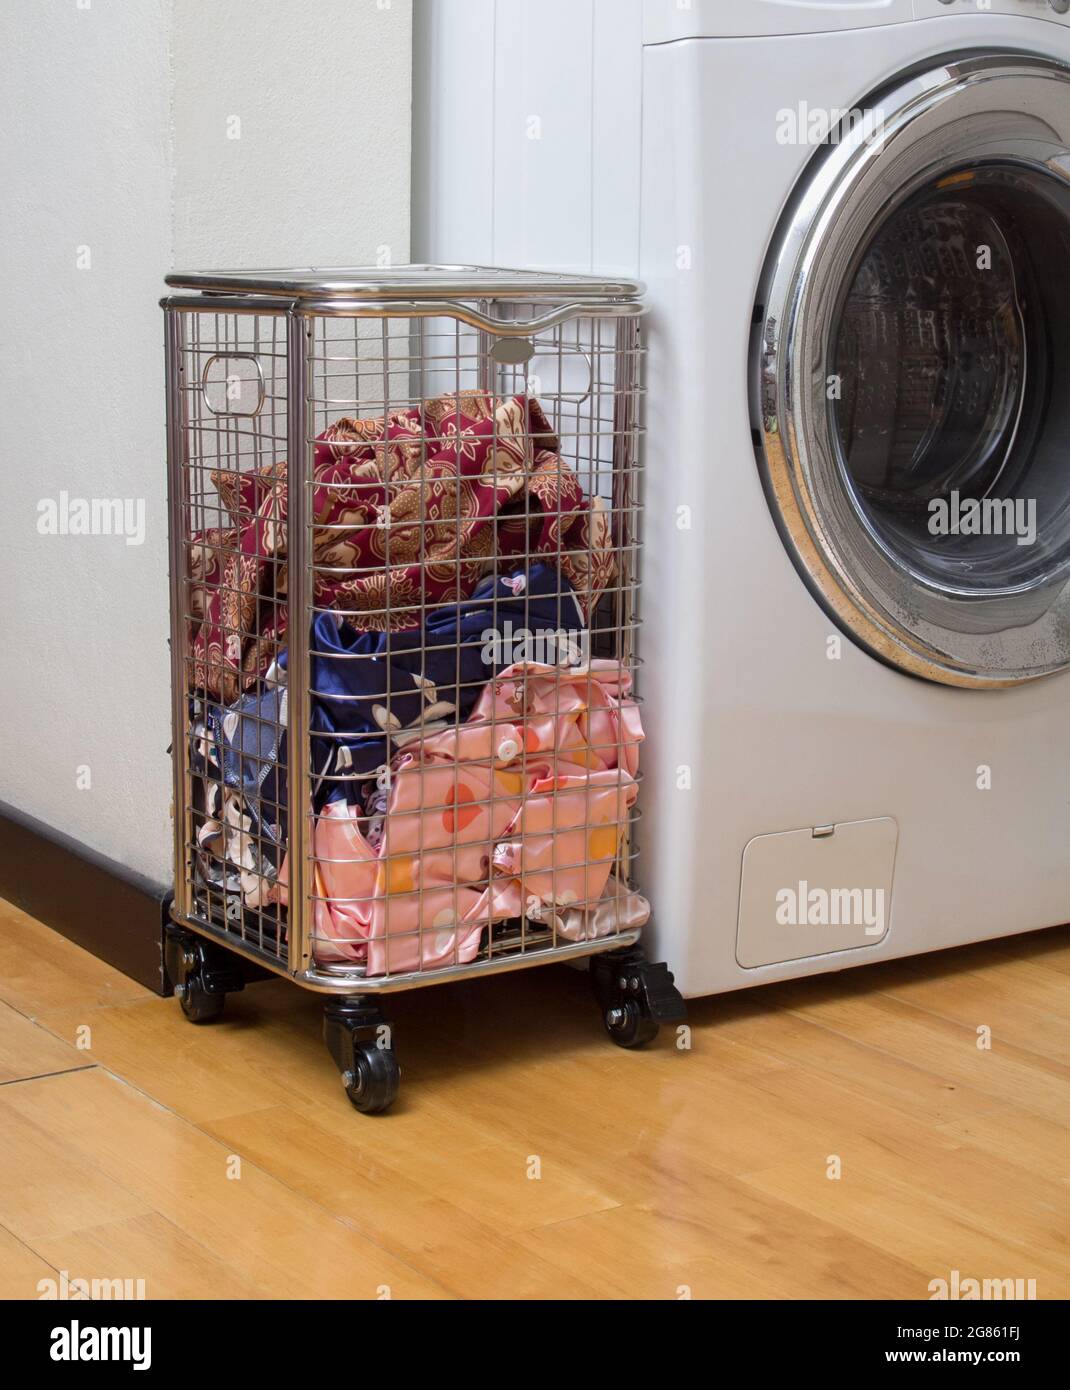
[164,269,646,992]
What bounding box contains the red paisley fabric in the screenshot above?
[189,392,615,701]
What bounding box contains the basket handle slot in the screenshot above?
[526,349,595,407]
[200,352,267,418]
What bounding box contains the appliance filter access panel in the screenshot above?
[736,819,898,969]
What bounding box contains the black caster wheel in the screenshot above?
[590,945,687,1050]
[343,1043,401,1115]
[164,926,244,1026]
[603,999,660,1049]
[178,977,226,1024]
[324,997,400,1115]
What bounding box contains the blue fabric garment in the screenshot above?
[206,564,585,839]
[188,696,284,919]
[207,685,288,836]
[292,563,585,804]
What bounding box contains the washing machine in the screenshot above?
[415,0,1070,996]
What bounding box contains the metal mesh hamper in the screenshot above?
[162,265,685,1113]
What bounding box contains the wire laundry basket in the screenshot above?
[162,265,684,1113]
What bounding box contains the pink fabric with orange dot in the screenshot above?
[297,660,642,975]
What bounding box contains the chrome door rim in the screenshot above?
[756,52,1070,688]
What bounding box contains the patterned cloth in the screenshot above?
[188,698,285,921]
[189,392,615,701]
[189,567,587,916]
[278,660,645,975]
[293,562,586,806]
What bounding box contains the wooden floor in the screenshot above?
[1,897,1068,1300]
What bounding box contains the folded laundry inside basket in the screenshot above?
[296,561,587,805]
[190,565,588,915]
[189,697,285,920]
[185,388,647,966]
[189,391,615,702]
[281,658,646,976]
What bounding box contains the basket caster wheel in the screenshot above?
[604,999,659,1049]
[177,979,226,1024]
[590,944,687,1050]
[343,1044,400,1115]
[164,926,244,1026]
[324,997,399,1116]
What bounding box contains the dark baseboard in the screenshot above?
[0,801,170,995]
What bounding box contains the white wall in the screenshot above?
[413,0,642,274]
[0,0,412,885]
[172,0,412,268]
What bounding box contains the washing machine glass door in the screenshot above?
[757,53,1070,687]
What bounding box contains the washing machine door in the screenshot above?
[757,52,1070,687]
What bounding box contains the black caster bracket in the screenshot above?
[323,997,400,1115]
[590,945,687,1049]
[164,925,246,1024]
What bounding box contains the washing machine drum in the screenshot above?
[757,52,1070,687]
